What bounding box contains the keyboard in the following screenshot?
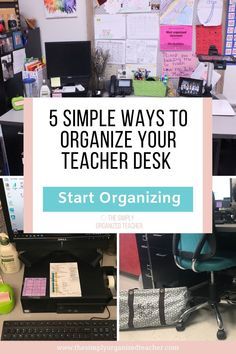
[1,320,117,341]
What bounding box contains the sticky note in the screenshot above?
[0,292,10,303]
[51,77,61,88]
[22,278,47,297]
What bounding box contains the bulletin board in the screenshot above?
[93,0,229,91]
[93,0,161,79]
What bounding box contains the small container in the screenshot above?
[0,17,6,33]
[40,79,51,97]
[0,236,21,274]
[23,77,37,97]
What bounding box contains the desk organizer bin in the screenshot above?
[22,66,46,97]
[133,79,167,97]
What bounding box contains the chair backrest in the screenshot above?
[174,193,217,261]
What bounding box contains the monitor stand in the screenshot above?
[19,248,102,268]
[21,252,113,314]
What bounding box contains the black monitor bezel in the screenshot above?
[45,41,92,81]
[0,177,23,240]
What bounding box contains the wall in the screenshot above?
[18,0,236,103]
[223,66,236,104]
[18,0,93,56]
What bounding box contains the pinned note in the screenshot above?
[160,26,193,51]
[0,292,11,303]
[162,52,197,78]
[51,77,61,88]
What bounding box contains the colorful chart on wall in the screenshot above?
[224,0,236,59]
[197,0,223,26]
[43,0,77,18]
[160,0,195,25]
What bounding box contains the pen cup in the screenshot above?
[23,77,38,97]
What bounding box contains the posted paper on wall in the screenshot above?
[160,26,193,51]
[96,40,126,64]
[126,40,157,64]
[94,14,126,39]
[127,14,159,39]
[162,52,197,78]
[24,97,212,234]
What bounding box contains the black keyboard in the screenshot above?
[1,320,117,341]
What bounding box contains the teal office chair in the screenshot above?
[173,232,236,340]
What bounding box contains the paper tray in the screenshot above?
[133,80,167,97]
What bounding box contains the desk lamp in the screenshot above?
[198,45,236,97]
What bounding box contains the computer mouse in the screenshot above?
[76,84,85,92]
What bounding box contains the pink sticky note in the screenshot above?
[160,25,193,51]
[0,292,10,303]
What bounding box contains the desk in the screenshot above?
[0,109,24,175]
[216,224,236,233]
[0,109,23,125]
[0,253,116,336]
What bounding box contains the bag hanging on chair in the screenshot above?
[120,287,189,330]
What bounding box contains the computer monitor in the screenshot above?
[213,177,231,202]
[215,200,223,209]
[0,177,114,264]
[45,41,91,86]
[0,177,24,237]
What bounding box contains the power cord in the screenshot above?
[89,306,111,320]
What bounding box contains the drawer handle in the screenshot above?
[155,253,168,257]
[152,234,164,237]
[145,274,153,278]
[18,132,24,135]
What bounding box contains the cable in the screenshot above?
[89,306,111,320]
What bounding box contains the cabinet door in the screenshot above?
[120,234,141,277]
[1,123,23,175]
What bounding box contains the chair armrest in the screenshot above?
[172,234,180,256]
[173,234,214,272]
[172,234,186,270]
